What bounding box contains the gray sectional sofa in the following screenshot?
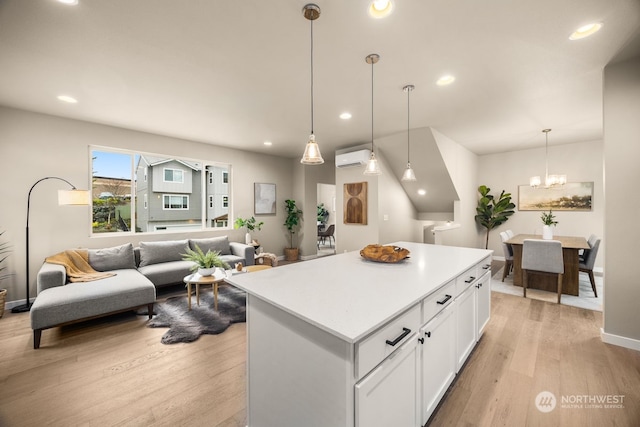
[31,236,254,348]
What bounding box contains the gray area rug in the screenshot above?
[140,285,246,344]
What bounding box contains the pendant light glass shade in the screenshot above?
[530,129,566,188]
[401,84,416,181]
[364,54,381,176]
[301,134,324,164]
[300,4,324,165]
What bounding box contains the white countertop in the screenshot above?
[227,241,492,343]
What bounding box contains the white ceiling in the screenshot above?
[0,1,639,163]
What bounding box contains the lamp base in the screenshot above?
[11,302,33,313]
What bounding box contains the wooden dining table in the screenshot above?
[505,234,590,296]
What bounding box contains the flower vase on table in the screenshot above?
[542,225,553,240]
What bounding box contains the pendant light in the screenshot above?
[401,84,416,181]
[530,128,566,188]
[364,53,381,175]
[300,4,324,165]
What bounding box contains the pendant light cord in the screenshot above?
[371,59,374,152]
[310,18,314,135]
[407,88,410,163]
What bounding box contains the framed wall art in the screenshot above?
[254,183,276,215]
[518,182,593,211]
[343,182,367,224]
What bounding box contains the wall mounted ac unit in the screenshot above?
[335,149,371,168]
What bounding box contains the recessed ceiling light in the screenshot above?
[569,23,603,40]
[57,95,78,103]
[369,0,393,19]
[418,189,427,196]
[436,75,455,86]
[57,0,79,5]
[263,141,272,146]
[339,112,352,120]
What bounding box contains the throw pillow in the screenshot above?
[139,240,189,267]
[189,236,231,256]
[88,243,136,271]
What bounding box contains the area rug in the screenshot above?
[140,285,246,344]
[491,268,603,312]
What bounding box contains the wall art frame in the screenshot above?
[343,182,368,224]
[518,182,593,211]
[254,183,276,215]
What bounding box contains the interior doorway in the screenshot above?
[317,183,336,257]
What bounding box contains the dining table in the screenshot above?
[505,234,590,296]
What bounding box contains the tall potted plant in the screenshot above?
[283,199,303,261]
[475,185,515,249]
[540,210,558,240]
[234,216,264,245]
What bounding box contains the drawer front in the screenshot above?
[356,304,421,379]
[455,266,478,296]
[478,257,492,277]
[422,280,455,324]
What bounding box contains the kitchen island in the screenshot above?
[227,241,492,427]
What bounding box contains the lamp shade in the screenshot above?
[300,134,324,164]
[58,189,90,205]
[363,152,381,175]
[402,163,416,181]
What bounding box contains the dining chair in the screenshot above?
[499,231,513,282]
[505,229,515,239]
[579,234,598,262]
[522,239,564,304]
[579,238,601,297]
[318,224,335,248]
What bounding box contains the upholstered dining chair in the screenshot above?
[317,224,335,248]
[522,239,564,304]
[499,231,513,282]
[579,234,598,263]
[505,229,515,239]
[579,238,601,297]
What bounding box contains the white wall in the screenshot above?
[603,55,640,345]
[477,140,604,270]
[0,107,293,305]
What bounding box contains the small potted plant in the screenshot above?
[541,210,558,239]
[181,244,230,276]
[283,199,303,261]
[234,216,264,245]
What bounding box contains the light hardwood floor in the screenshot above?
[1,287,639,426]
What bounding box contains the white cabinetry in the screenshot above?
[355,337,420,427]
[455,279,477,372]
[419,302,457,424]
[476,270,491,338]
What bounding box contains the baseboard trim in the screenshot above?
[600,328,640,351]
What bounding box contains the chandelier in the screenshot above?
[530,129,566,188]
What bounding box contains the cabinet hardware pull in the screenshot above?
[418,337,424,344]
[482,264,491,269]
[386,327,411,346]
[464,276,476,283]
[425,331,432,338]
[477,283,483,288]
[436,294,452,305]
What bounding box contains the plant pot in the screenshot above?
[197,267,215,277]
[284,247,299,262]
[542,225,553,240]
[0,288,7,318]
[245,232,252,245]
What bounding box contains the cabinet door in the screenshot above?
[420,302,456,425]
[355,336,420,427]
[455,283,477,372]
[476,271,491,339]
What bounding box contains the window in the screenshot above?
[164,168,184,183]
[91,147,231,235]
[163,195,188,210]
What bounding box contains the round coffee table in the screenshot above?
[183,272,227,311]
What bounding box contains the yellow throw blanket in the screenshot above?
[45,249,116,283]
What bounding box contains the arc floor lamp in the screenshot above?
[11,177,89,313]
